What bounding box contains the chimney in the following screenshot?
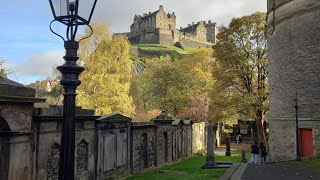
[159,5,164,10]
[143,13,148,17]
[172,12,175,16]
[188,24,191,27]
[149,12,151,15]
[208,20,212,24]
[204,21,206,24]
[192,22,195,25]
[180,27,183,30]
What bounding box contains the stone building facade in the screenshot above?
[122,5,218,48]
[0,77,208,180]
[266,0,320,161]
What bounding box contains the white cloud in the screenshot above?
[91,0,267,32]
[7,51,64,83]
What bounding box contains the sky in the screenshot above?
[0,0,266,84]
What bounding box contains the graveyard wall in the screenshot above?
[34,116,97,180]
[154,121,176,165]
[131,124,157,172]
[0,102,34,180]
[28,108,201,179]
[267,0,320,161]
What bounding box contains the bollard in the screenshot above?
[241,149,247,163]
[225,136,231,156]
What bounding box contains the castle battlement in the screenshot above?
[122,5,218,48]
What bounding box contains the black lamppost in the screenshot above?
[48,0,97,179]
[294,92,301,161]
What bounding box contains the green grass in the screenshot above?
[299,157,320,170]
[127,153,248,180]
[132,44,195,54]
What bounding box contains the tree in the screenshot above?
[133,48,214,118]
[177,48,214,122]
[0,60,7,78]
[213,12,268,144]
[133,56,189,115]
[77,22,135,116]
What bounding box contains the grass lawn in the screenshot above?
[299,157,320,170]
[132,44,195,54]
[127,153,250,180]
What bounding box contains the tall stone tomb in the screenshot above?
[266,0,320,161]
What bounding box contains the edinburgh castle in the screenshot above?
[120,5,219,48]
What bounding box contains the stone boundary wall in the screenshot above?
[131,124,157,172]
[34,115,98,180]
[16,108,203,179]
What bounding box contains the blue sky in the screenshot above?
[1,0,266,84]
[1,1,64,83]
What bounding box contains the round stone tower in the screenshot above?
[266,0,320,161]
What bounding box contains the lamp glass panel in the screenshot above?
[78,0,96,22]
[52,0,76,17]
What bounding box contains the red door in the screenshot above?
[300,128,313,157]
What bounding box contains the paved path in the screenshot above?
[241,162,320,180]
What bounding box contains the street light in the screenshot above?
[48,0,97,179]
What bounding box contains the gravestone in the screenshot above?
[202,122,233,169]
[202,122,216,168]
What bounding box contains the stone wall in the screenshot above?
[2,106,200,179]
[96,114,132,179]
[0,102,35,180]
[154,120,175,165]
[0,96,207,180]
[34,115,97,180]
[128,28,213,48]
[267,0,320,161]
[131,124,156,172]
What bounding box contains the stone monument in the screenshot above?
[202,122,232,169]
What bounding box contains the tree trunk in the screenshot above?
[255,111,267,145]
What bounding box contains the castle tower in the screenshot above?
[204,20,218,44]
[267,0,320,161]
